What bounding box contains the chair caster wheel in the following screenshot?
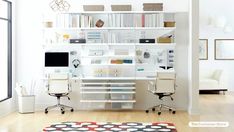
[45,109,48,114]
[61,107,65,111]
[152,108,155,111]
[145,110,149,113]
[172,111,176,114]
[158,112,161,115]
[71,109,74,112]
[169,109,172,111]
[61,111,65,114]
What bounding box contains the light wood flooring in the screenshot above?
[0,92,234,132]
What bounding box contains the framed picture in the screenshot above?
[199,39,208,60]
[215,39,234,60]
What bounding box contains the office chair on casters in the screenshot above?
[45,73,74,114]
[145,72,176,115]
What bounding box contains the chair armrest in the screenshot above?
[44,79,49,93]
[68,80,72,92]
[148,81,156,92]
[218,72,228,89]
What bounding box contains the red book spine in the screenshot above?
[142,14,145,27]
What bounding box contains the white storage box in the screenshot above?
[121,103,134,109]
[111,103,122,109]
[110,94,133,100]
[18,95,35,113]
[82,94,107,100]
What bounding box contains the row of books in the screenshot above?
[56,14,95,28]
[55,14,164,28]
[108,14,164,27]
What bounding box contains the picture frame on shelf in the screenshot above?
[199,39,208,60]
[215,39,234,60]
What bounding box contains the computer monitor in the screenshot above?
[45,52,69,73]
[45,52,69,67]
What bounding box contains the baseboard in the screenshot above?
[188,107,200,115]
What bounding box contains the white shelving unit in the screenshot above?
[43,10,177,110]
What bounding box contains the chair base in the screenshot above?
[146,104,176,115]
[45,96,74,114]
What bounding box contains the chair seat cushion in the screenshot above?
[199,79,219,90]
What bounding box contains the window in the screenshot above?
[0,0,12,102]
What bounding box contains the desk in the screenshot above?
[42,73,172,109]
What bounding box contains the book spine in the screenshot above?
[141,14,145,27]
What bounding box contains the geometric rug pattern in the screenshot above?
[43,122,177,132]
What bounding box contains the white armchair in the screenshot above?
[199,69,228,92]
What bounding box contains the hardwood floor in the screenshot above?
[0,93,234,132]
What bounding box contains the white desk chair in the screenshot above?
[45,73,74,114]
[145,72,176,115]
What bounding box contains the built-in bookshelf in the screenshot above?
[43,11,177,109]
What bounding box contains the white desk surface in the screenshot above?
[71,77,156,80]
[42,77,156,80]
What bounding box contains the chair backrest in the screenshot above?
[212,69,223,81]
[155,72,176,93]
[47,73,70,94]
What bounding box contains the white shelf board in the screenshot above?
[80,100,136,103]
[81,55,135,58]
[80,43,136,46]
[43,27,176,31]
[81,77,136,80]
[43,43,176,47]
[107,43,136,46]
[135,77,156,80]
[109,64,135,66]
[136,63,153,66]
[72,76,170,81]
[109,55,135,58]
[80,77,159,80]
[61,11,184,14]
[81,82,135,85]
[136,43,176,46]
[80,55,109,58]
[82,27,176,30]
[42,43,71,47]
[80,91,135,94]
[81,64,135,66]
[80,87,135,90]
[80,43,110,46]
[136,71,156,73]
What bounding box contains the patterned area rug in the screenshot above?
[43,122,177,132]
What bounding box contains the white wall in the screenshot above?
[16,0,196,112]
[200,0,234,29]
[200,0,234,91]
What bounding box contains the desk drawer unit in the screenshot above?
[80,80,136,109]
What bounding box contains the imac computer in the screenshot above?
[44,52,69,74]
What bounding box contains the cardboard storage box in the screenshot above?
[43,22,53,28]
[157,37,173,43]
[164,21,176,27]
[111,5,132,11]
[143,3,163,11]
[83,5,104,11]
